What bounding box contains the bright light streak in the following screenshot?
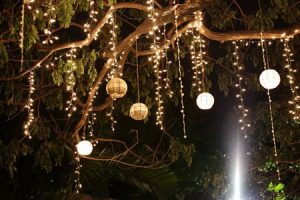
[234,150,241,200]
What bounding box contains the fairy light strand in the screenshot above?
[232,41,251,138]
[24,70,35,139]
[282,38,300,120]
[147,0,164,130]
[162,24,174,98]
[42,4,59,45]
[74,151,82,194]
[173,2,187,139]
[260,33,281,181]
[189,11,206,94]
[65,48,78,118]
[20,1,25,71]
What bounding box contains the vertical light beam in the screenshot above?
[234,149,241,200]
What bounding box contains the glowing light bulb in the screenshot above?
[259,69,280,89]
[76,140,93,156]
[196,92,214,110]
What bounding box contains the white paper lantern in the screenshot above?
[76,140,93,156]
[196,92,214,110]
[259,69,280,90]
[130,103,148,120]
[106,78,128,99]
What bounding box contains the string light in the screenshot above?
[42,4,59,45]
[65,48,78,118]
[20,1,25,71]
[232,41,251,138]
[162,24,174,98]
[189,11,206,93]
[84,0,98,38]
[173,1,187,138]
[260,33,281,181]
[74,151,82,194]
[282,38,300,120]
[147,0,164,130]
[23,70,35,139]
[107,100,117,132]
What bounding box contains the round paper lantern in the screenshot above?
[106,78,127,99]
[130,103,148,120]
[76,140,93,156]
[196,92,214,110]
[259,69,280,90]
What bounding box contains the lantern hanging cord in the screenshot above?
[258,0,281,181]
[136,38,140,102]
[173,1,187,139]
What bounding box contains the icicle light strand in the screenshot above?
[232,41,251,138]
[74,151,82,194]
[147,0,164,130]
[173,2,187,139]
[282,38,300,120]
[24,70,35,139]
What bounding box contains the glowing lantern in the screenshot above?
[130,103,148,120]
[106,78,127,99]
[259,69,280,90]
[196,92,214,110]
[76,140,93,156]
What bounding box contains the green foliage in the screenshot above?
[81,159,178,199]
[268,182,286,200]
[57,0,76,28]
[169,139,195,167]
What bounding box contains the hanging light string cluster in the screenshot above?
[147,0,164,130]
[189,11,206,93]
[23,70,35,139]
[83,0,98,38]
[232,41,251,137]
[42,3,59,45]
[173,1,187,138]
[74,150,82,194]
[107,9,122,79]
[282,38,300,120]
[259,34,281,181]
[162,24,174,98]
[21,1,34,139]
[65,48,78,118]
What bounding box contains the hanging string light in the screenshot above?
[173,1,187,138]
[190,11,207,94]
[20,1,25,72]
[232,41,251,138]
[23,70,35,139]
[42,3,59,45]
[147,0,164,130]
[84,0,98,38]
[65,48,78,118]
[258,0,281,181]
[282,38,300,120]
[74,151,82,194]
[162,24,174,98]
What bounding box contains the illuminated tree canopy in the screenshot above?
[0,0,299,199]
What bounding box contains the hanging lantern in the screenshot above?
[130,103,148,120]
[106,78,128,99]
[259,69,280,90]
[76,140,93,156]
[196,92,214,110]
